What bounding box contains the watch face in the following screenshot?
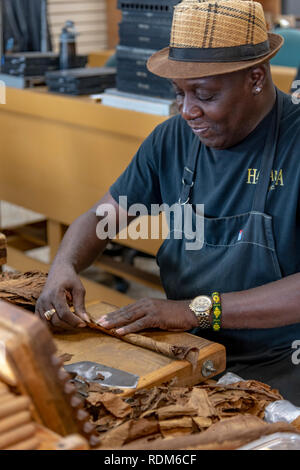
[192,296,212,313]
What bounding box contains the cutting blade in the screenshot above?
[64,361,139,389]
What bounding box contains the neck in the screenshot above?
[250,79,277,134]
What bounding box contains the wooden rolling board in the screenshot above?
[54,302,226,397]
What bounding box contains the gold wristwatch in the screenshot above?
[189,295,212,329]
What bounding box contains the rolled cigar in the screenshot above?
[0,383,8,394]
[0,396,30,420]
[87,321,199,365]
[0,411,31,434]
[0,393,17,404]
[6,436,40,451]
[0,423,36,449]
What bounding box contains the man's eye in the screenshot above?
[196,95,214,102]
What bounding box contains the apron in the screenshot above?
[157,90,300,404]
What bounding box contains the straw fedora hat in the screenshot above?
[147,0,284,79]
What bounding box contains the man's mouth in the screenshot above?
[189,125,210,136]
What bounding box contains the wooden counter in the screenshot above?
[0,86,165,224]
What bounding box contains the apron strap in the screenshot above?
[252,89,283,213]
[178,136,201,205]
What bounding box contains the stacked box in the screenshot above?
[45,67,116,96]
[2,52,88,77]
[117,1,180,99]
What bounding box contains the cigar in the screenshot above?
[0,393,17,404]
[87,321,199,365]
[0,383,8,394]
[0,396,31,420]
[0,411,31,434]
[0,423,36,449]
[6,436,40,451]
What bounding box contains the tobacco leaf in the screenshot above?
[58,353,74,363]
[0,271,47,306]
[120,432,162,448]
[156,389,216,420]
[202,380,283,402]
[245,399,269,419]
[95,372,105,380]
[76,378,288,448]
[86,392,106,407]
[98,418,159,448]
[157,404,197,420]
[98,420,131,448]
[94,415,124,433]
[292,416,300,432]
[160,428,193,439]
[122,415,300,450]
[187,388,217,418]
[159,417,193,431]
[126,418,159,443]
[99,393,133,418]
[0,271,74,310]
[202,380,283,419]
[130,385,181,419]
[192,416,213,430]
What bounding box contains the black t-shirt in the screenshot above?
[110,90,300,280]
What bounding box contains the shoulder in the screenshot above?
[280,90,300,134]
[151,113,192,143]
[140,114,194,173]
[148,114,194,164]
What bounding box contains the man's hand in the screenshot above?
[97,298,198,335]
[35,264,90,330]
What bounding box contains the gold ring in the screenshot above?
[44,308,56,321]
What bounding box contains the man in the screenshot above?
[36,0,300,404]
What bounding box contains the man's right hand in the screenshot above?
[35,264,90,330]
[35,192,134,330]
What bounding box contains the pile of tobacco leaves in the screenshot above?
[72,377,284,448]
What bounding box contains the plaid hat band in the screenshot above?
[170,0,270,63]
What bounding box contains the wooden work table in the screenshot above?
[0,86,167,305]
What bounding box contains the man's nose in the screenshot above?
[181,93,204,120]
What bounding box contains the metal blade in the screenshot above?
[64,361,139,389]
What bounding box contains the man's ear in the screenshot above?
[249,64,269,96]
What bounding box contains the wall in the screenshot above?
[260,0,282,15]
[47,1,284,57]
[282,0,300,15]
[106,0,121,49]
[48,0,107,55]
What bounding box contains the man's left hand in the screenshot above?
[97,298,198,335]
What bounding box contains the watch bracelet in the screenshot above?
[211,291,222,332]
[196,311,211,329]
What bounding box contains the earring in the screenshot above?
[255,86,262,94]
